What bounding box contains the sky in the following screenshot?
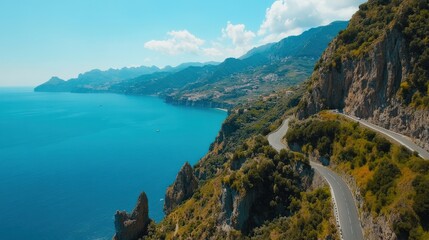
[0,0,366,86]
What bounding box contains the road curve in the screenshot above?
[267,118,364,240]
[267,118,290,152]
[338,113,429,160]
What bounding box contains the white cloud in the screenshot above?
[144,0,365,62]
[145,23,256,61]
[144,30,205,55]
[258,0,365,43]
[203,47,223,58]
[203,41,250,60]
[222,22,256,46]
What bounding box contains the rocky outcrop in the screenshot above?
[164,162,198,214]
[299,22,429,151]
[218,186,257,234]
[113,192,151,240]
[219,159,313,235]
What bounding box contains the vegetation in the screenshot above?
[287,112,429,239]
[144,134,339,239]
[398,0,429,108]
[321,0,429,108]
[222,136,311,233]
[331,0,396,64]
[37,22,346,110]
[144,177,223,239]
[252,188,338,240]
[169,57,315,107]
[141,89,342,239]
[412,175,429,227]
[109,0,429,238]
[286,119,339,157]
[195,87,304,180]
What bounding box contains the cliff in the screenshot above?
[299,0,429,151]
[219,154,313,235]
[113,192,151,240]
[164,162,198,214]
[118,90,343,239]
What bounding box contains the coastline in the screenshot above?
[214,108,228,113]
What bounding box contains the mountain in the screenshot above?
[162,61,219,72]
[34,62,218,93]
[111,21,348,108]
[298,0,429,151]
[34,21,347,108]
[239,43,276,60]
[241,21,349,60]
[35,77,70,92]
[34,66,161,92]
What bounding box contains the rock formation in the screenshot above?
[298,1,429,151]
[113,192,151,240]
[164,162,198,214]
[219,185,257,234]
[219,159,313,234]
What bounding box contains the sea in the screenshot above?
[0,87,227,240]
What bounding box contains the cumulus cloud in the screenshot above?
[222,22,256,46]
[144,0,365,61]
[145,22,257,61]
[144,30,205,55]
[258,0,365,43]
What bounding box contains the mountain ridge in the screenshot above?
[34,62,219,93]
[34,21,348,108]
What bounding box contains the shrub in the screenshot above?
[412,175,429,225]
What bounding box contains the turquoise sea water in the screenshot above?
[0,88,226,240]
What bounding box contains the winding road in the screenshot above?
[267,118,364,240]
[337,112,429,160]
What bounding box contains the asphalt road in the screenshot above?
[267,118,364,240]
[338,113,429,160]
[311,162,364,240]
[267,118,290,152]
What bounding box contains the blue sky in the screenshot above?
[0,0,365,86]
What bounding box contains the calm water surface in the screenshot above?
[0,87,226,240]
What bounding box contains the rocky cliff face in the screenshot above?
[218,186,257,234]
[299,2,429,151]
[219,159,313,234]
[164,162,198,214]
[113,192,151,240]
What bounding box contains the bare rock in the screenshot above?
[164,162,198,214]
[219,159,313,235]
[299,26,429,151]
[218,185,257,234]
[113,192,151,240]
